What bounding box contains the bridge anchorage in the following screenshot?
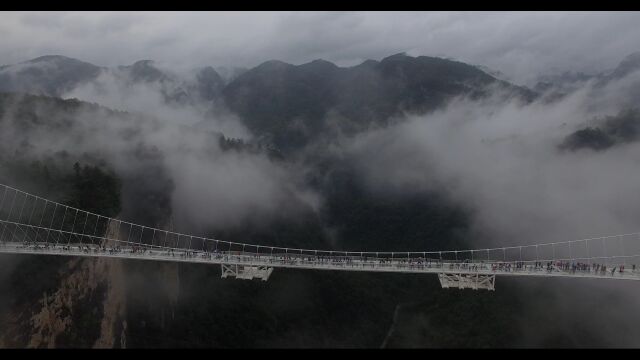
[2,182,640,291]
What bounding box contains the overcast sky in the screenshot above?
[1,11,639,85]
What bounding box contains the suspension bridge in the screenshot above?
[1,183,639,291]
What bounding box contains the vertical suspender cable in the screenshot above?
[9,192,27,243]
[67,209,78,245]
[24,195,39,242]
[1,190,17,242]
[45,203,58,245]
[54,206,68,245]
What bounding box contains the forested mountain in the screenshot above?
[0,56,102,97]
[2,50,640,348]
[1,53,537,152]
[0,57,226,107]
[0,90,476,348]
[533,51,640,99]
[223,53,537,151]
[560,108,640,151]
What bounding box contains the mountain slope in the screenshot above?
[0,56,226,107]
[223,53,537,152]
[0,56,103,97]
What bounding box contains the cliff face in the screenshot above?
[25,256,122,348]
[0,219,180,348]
[1,220,122,348]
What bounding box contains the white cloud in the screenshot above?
[0,12,639,85]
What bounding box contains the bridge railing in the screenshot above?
[2,182,640,269]
[2,233,640,281]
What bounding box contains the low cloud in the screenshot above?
[1,12,640,86]
[0,75,320,231]
[337,71,640,250]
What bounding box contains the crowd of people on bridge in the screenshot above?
[4,239,640,278]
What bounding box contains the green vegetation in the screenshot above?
[223,54,535,153]
[0,161,122,348]
[560,108,640,151]
[65,162,121,218]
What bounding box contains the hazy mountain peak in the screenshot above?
[475,64,512,82]
[256,59,293,70]
[302,59,337,67]
[26,55,83,64]
[17,54,100,70]
[621,51,640,65]
[354,59,379,68]
[610,51,640,79]
[197,66,221,78]
[380,52,410,62]
[193,66,224,101]
[0,54,102,96]
[131,59,156,67]
[214,66,248,84]
[298,59,339,74]
[120,59,168,83]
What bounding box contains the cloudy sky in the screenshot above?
[1,11,639,85]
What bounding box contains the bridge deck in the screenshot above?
[2,241,639,282]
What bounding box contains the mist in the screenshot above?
[313,65,640,346]
[3,11,640,349]
[0,76,321,232]
[335,72,640,248]
[6,55,640,250]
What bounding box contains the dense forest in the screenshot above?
[1,49,640,347]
